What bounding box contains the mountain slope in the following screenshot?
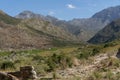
[0,10,20,25]
[88,19,120,44]
[16,11,105,41]
[67,18,106,41]
[21,18,76,41]
[92,5,120,23]
[0,11,77,50]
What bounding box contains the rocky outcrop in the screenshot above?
[0,72,19,80]
[116,48,120,58]
[0,66,37,80]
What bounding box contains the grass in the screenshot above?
[0,46,78,72]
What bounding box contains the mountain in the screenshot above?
[16,11,105,41]
[0,10,77,50]
[16,6,120,42]
[15,11,45,19]
[20,18,77,41]
[67,18,106,41]
[68,6,120,41]
[88,19,120,44]
[92,5,120,23]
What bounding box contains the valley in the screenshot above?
[0,4,120,80]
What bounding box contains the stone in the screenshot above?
[0,66,37,80]
[116,48,120,58]
[0,72,19,80]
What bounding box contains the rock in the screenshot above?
[0,66,37,80]
[73,58,80,66]
[20,66,37,80]
[116,48,120,58]
[0,72,19,80]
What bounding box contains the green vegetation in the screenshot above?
[0,43,102,74]
[76,45,102,59]
[0,61,15,70]
[47,53,73,71]
[0,47,77,73]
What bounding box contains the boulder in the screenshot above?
[0,66,37,80]
[116,48,120,58]
[0,72,19,80]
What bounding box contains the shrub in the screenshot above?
[91,48,99,56]
[32,55,44,63]
[47,53,73,71]
[103,42,117,48]
[93,72,102,79]
[105,71,114,80]
[0,61,15,70]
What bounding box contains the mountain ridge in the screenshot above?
[88,19,120,44]
[16,5,120,41]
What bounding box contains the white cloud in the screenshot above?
[48,11,55,15]
[66,4,76,9]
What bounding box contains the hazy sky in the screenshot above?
[0,0,120,20]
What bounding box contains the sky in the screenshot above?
[0,0,120,20]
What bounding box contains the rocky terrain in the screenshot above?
[0,66,37,80]
[38,44,120,80]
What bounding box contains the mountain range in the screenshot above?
[0,5,120,50]
[16,6,120,41]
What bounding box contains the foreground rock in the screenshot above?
[0,66,37,80]
[116,48,120,58]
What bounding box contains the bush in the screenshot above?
[103,42,117,48]
[78,52,89,59]
[32,55,44,63]
[91,48,99,56]
[47,53,73,71]
[0,61,15,70]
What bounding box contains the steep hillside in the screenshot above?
[88,19,120,44]
[0,21,52,50]
[68,18,106,41]
[21,18,77,41]
[0,11,77,50]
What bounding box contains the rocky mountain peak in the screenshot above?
[92,5,120,23]
[15,10,44,19]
